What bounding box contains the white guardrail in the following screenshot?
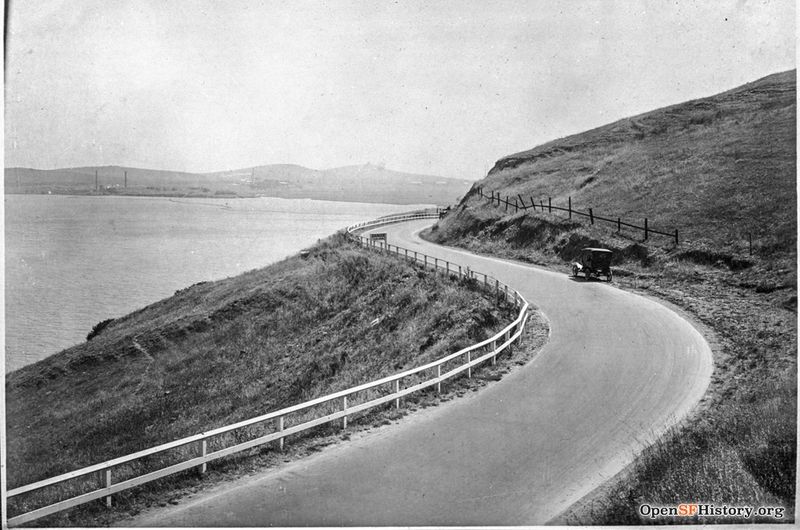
[5,209,530,527]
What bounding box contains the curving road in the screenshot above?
[129,220,712,526]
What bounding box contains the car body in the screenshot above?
[572,247,613,282]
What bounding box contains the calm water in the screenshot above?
[5,195,427,372]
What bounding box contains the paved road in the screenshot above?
[129,220,712,526]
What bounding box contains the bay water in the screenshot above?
[5,195,427,372]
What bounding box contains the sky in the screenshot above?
[4,0,796,180]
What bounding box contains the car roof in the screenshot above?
[581,247,612,253]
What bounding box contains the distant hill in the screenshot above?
[4,163,471,205]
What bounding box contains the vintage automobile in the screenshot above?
[572,247,613,282]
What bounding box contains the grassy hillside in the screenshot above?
[4,163,472,205]
[477,70,795,253]
[6,232,522,525]
[426,70,796,523]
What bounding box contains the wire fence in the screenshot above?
[478,188,680,246]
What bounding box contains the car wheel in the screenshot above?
[572,265,579,277]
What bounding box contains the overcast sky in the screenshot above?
[4,0,795,179]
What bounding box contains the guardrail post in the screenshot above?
[458,265,462,279]
[483,273,488,289]
[342,396,348,429]
[446,261,449,276]
[424,255,427,268]
[504,284,508,303]
[200,439,207,474]
[495,279,499,305]
[467,351,472,378]
[104,469,112,507]
[395,379,401,409]
[434,257,438,272]
[405,248,408,260]
[437,365,442,393]
[491,340,497,365]
[278,416,285,451]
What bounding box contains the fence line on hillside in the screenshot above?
[5,209,530,527]
[477,188,680,246]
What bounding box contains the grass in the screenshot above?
[5,231,537,526]
[480,70,795,252]
[424,70,796,524]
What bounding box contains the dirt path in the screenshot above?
[127,219,713,526]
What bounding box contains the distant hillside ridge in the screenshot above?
[5,163,472,205]
[466,69,795,252]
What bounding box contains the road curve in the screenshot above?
[128,220,713,526]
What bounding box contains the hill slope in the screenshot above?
[458,69,795,252]
[426,70,796,523]
[5,163,471,205]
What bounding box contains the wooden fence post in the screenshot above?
[675,229,679,246]
[589,208,594,224]
[505,197,508,212]
[513,198,518,212]
[548,197,552,213]
[540,200,544,211]
[644,218,649,240]
[104,469,112,507]
[568,196,572,219]
[530,196,535,210]
[617,218,621,232]
[517,194,525,209]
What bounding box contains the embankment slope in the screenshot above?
[5,233,513,526]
